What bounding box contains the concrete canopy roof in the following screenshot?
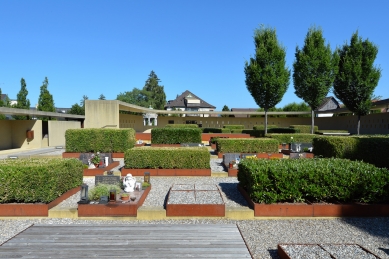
[0,107,85,119]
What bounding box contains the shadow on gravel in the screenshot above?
[218,182,248,207]
[209,150,217,156]
[340,217,389,240]
[379,248,389,256]
[267,249,280,259]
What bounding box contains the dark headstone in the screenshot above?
[222,153,240,168]
[180,143,204,147]
[95,175,121,186]
[289,143,312,153]
[99,196,109,204]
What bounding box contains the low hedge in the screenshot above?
[253,125,277,130]
[202,128,222,133]
[216,138,278,153]
[266,134,317,144]
[242,130,265,138]
[165,124,198,128]
[315,130,349,134]
[0,158,83,203]
[238,158,389,204]
[290,125,318,133]
[221,128,231,133]
[65,128,136,153]
[313,136,389,168]
[268,127,300,133]
[223,125,244,129]
[124,147,210,169]
[151,128,202,144]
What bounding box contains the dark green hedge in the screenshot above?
[151,128,202,144]
[223,125,244,129]
[165,124,198,128]
[268,127,300,133]
[253,125,277,130]
[65,128,136,153]
[221,128,231,133]
[313,136,389,168]
[216,138,278,153]
[0,158,83,203]
[242,130,265,138]
[202,128,222,133]
[290,125,318,133]
[124,147,210,169]
[266,134,317,144]
[315,130,349,134]
[238,158,389,204]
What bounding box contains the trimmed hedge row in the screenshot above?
[202,128,222,133]
[124,147,210,169]
[266,134,317,144]
[315,130,349,134]
[216,138,278,153]
[151,128,202,144]
[65,128,136,153]
[290,125,318,133]
[223,125,245,129]
[242,130,265,138]
[313,136,389,168]
[165,124,198,128]
[0,158,83,203]
[238,158,389,204]
[253,125,277,130]
[268,127,300,133]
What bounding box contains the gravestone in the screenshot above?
[181,143,204,147]
[79,153,113,165]
[222,153,240,168]
[95,175,121,186]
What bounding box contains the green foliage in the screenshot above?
[117,88,151,109]
[267,127,300,133]
[253,125,277,130]
[221,128,231,133]
[88,184,121,201]
[315,130,349,134]
[250,107,286,118]
[151,128,202,144]
[293,26,339,133]
[242,130,265,138]
[68,103,84,115]
[313,136,389,168]
[282,102,310,117]
[0,88,8,120]
[164,124,198,128]
[80,95,88,107]
[333,31,382,135]
[98,94,106,100]
[266,134,317,144]
[65,128,136,153]
[223,125,244,129]
[238,158,389,204]
[0,158,83,203]
[244,25,290,133]
[221,105,230,117]
[216,138,278,153]
[37,77,56,120]
[12,78,31,120]
[124,147,210,169]
[290,125,318,133]
[202,128,223,133]
[142,182,151,188]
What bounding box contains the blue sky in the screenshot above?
[1,1,388,110]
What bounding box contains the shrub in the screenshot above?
[216,138,278,153]
[223,125,245,129]
[268,127,300,133]
[124,147,210,169]
[253,125,277,130]
[315,130,349,134]
[151,128,202,144]
[202,128,222,133]
[88,184,121,201]
[165,124,198,128]
[266,134,317,144]
[0,158,83,203]
[290,125,318,133]
[238,158,389,204]
[242,130,265,138]
[221,128,231,133]
[65,128,136,153]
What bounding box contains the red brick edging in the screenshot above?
[121,168,211,176]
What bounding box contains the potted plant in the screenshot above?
[229,160,236,169]
[91,152,101,167]
[120,193,129,201]
[142,182,151,190]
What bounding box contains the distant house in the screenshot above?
[165,90,216,117]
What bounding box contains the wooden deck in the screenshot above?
[0,224,252,258]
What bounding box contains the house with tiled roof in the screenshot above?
[165,90,216,117]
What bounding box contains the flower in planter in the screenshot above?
[91,152,101,165]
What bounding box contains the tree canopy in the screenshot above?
[37,77,56,120]
[244,25,290,134]
[293,26,339,133]
[12,78,31,120]
[221,105,230,117]
[68,103,84,115]
[98,94,106,100]
[333,31,381,135]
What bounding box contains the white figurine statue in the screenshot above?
[123,173,136,192]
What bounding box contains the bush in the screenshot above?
[151,128,202,144]
[253,125,277,130]
[238,158,389,204]
[315,130,349,134]
[0,158,83,203]
[88,184,121,201]
[216,138,278,153]
[202,128,222,133]
[313,136,389,168]
[221,128,231,133]
[266,134,317,144]
[223,125,244,129]
[242,130,265,138]
[268,127,300,133]
[290,125,318,133]
[65,128,136,153]
[165,124,198,128]
[124,147,210,169]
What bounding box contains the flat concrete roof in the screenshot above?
[0,107,85,119]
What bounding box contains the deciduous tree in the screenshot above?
[244,25,290,134]
[333,31,381,135]
[37,77,56,120]
[221,105,230,117]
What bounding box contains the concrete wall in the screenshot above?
[0,120,12,150]
[118,112,389,134]
[48,120,81,147]
[84,100,119,129]
[0,120,43,151]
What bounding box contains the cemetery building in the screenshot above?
[165,90,216,117]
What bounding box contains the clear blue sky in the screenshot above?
[1,1,388,110]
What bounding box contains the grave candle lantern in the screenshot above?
[144,172,150,184]
[109,189,116,202]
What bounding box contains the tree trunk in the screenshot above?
[311,109,315,134]
[357,115,360,135]
[264,108,268,135]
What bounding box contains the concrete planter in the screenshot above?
[121,168,211,176]
[0,186,81,217]
[238,185,389,217]
[77,186,150,217]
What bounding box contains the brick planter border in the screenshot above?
[77,186,151,217]
[121,168,211,176]
[238,185,389,217]
[0,186,81,217]
[218,152,283,159]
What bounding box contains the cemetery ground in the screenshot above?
[1,148,389,258]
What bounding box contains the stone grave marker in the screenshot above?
[95,175,121,186]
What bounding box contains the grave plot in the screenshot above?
[166,184,225,217]
[278,244,381,259]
